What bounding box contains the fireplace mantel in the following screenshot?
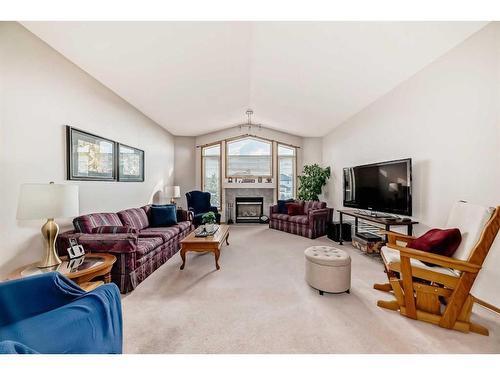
[223,182,275,189]
[222,182,276,189]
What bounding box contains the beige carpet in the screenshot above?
[122,225,500,353]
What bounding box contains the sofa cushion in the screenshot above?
[136,237,164,258]
[73,213,123,233]
[287,203,305,216]
[406,228,462,258]
[118,208,149,230]
[92,226,138,234]
[288,215,309,225]
[271,213,290,221]
[381,246,459,277]
[303,201,327,214]
[150,205,177,227]
[445,202,495,261]
[140,227,180,243]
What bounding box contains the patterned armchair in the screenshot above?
[185,190,221,226]
[269,200,333,239]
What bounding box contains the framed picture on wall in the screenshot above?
[66,126,117,181]
[118,143,145,182]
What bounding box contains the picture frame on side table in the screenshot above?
[66,126,117,181]
[118,143,145,182]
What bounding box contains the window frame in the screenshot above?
[225,135,274,179]
[200,141,222,209]
[276,142,297,201]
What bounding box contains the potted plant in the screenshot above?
[297,164,331,201]
[201,211,217,233]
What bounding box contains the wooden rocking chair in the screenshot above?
[374,202,500,335]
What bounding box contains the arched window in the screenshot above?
[226,136,272,177]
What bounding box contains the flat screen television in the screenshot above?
[343,158,412,216]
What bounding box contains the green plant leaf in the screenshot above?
[297,164,331,201]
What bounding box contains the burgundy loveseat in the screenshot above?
[269,200,333,239]
[57,205,194,293]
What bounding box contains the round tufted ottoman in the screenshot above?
[304,246,351,295]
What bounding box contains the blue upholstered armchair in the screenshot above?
[185,190,221,226]
[0,272,122,354]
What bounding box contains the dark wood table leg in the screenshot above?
[225,233,229,246]
[407,224,413,236]
[180,248,186,270]
[385,224,390,243]
[339,212,343,245]
[214,248,220,270]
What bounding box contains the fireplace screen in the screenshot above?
[235,197,263,223]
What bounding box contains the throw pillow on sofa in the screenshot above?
[406,228,462,258]
[277,199,294,214]
[150,204,177,227]
[287,203,304,216]
[92,226,138,234]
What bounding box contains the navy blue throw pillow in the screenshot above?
[150,205,177,227]
[277,199,294,214]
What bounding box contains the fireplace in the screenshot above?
[235,197,263,223]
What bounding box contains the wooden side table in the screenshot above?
[6,253,116,292]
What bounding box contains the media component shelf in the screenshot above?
[337,209,418,245]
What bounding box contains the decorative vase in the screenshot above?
[206,223,215,232]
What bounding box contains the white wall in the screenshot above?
[174,136,196,207]
[301,137,323,167]
[322,23,500,305]
[0,22,175,277]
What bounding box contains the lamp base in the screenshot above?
[38,218,62,268]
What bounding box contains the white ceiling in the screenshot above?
[22,21,487,137]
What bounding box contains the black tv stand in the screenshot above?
[337,209,418,245]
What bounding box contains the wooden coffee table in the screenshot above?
[7,253,116,292]
[180,224,230,270]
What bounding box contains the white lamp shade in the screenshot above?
[165,185,181,198]
[17,183,79,220]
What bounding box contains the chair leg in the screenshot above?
[470,323,489,336]
[377,300,399,311]
[374,283,392,292]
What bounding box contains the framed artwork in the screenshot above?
[118,143,144,182]
[67,126,116,181]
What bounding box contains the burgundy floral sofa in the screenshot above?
[269,200,333,239]
[57,205,193,293]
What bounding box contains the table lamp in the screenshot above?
[165,185,181,205]
[17,182,79,268]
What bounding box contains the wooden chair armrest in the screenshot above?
[380,230,416,244]
[387,243,481,273]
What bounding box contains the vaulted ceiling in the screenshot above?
[22,21,487,137]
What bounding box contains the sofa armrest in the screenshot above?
[77,233,138,254]
[270,205,279,214]
[209,206,219,214]
[308,208,330,220]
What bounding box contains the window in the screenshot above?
[201,143,221,207]
[226,137,272,177]
[278,144,296,200]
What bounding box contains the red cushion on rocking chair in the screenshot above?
[406,228,462,258]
